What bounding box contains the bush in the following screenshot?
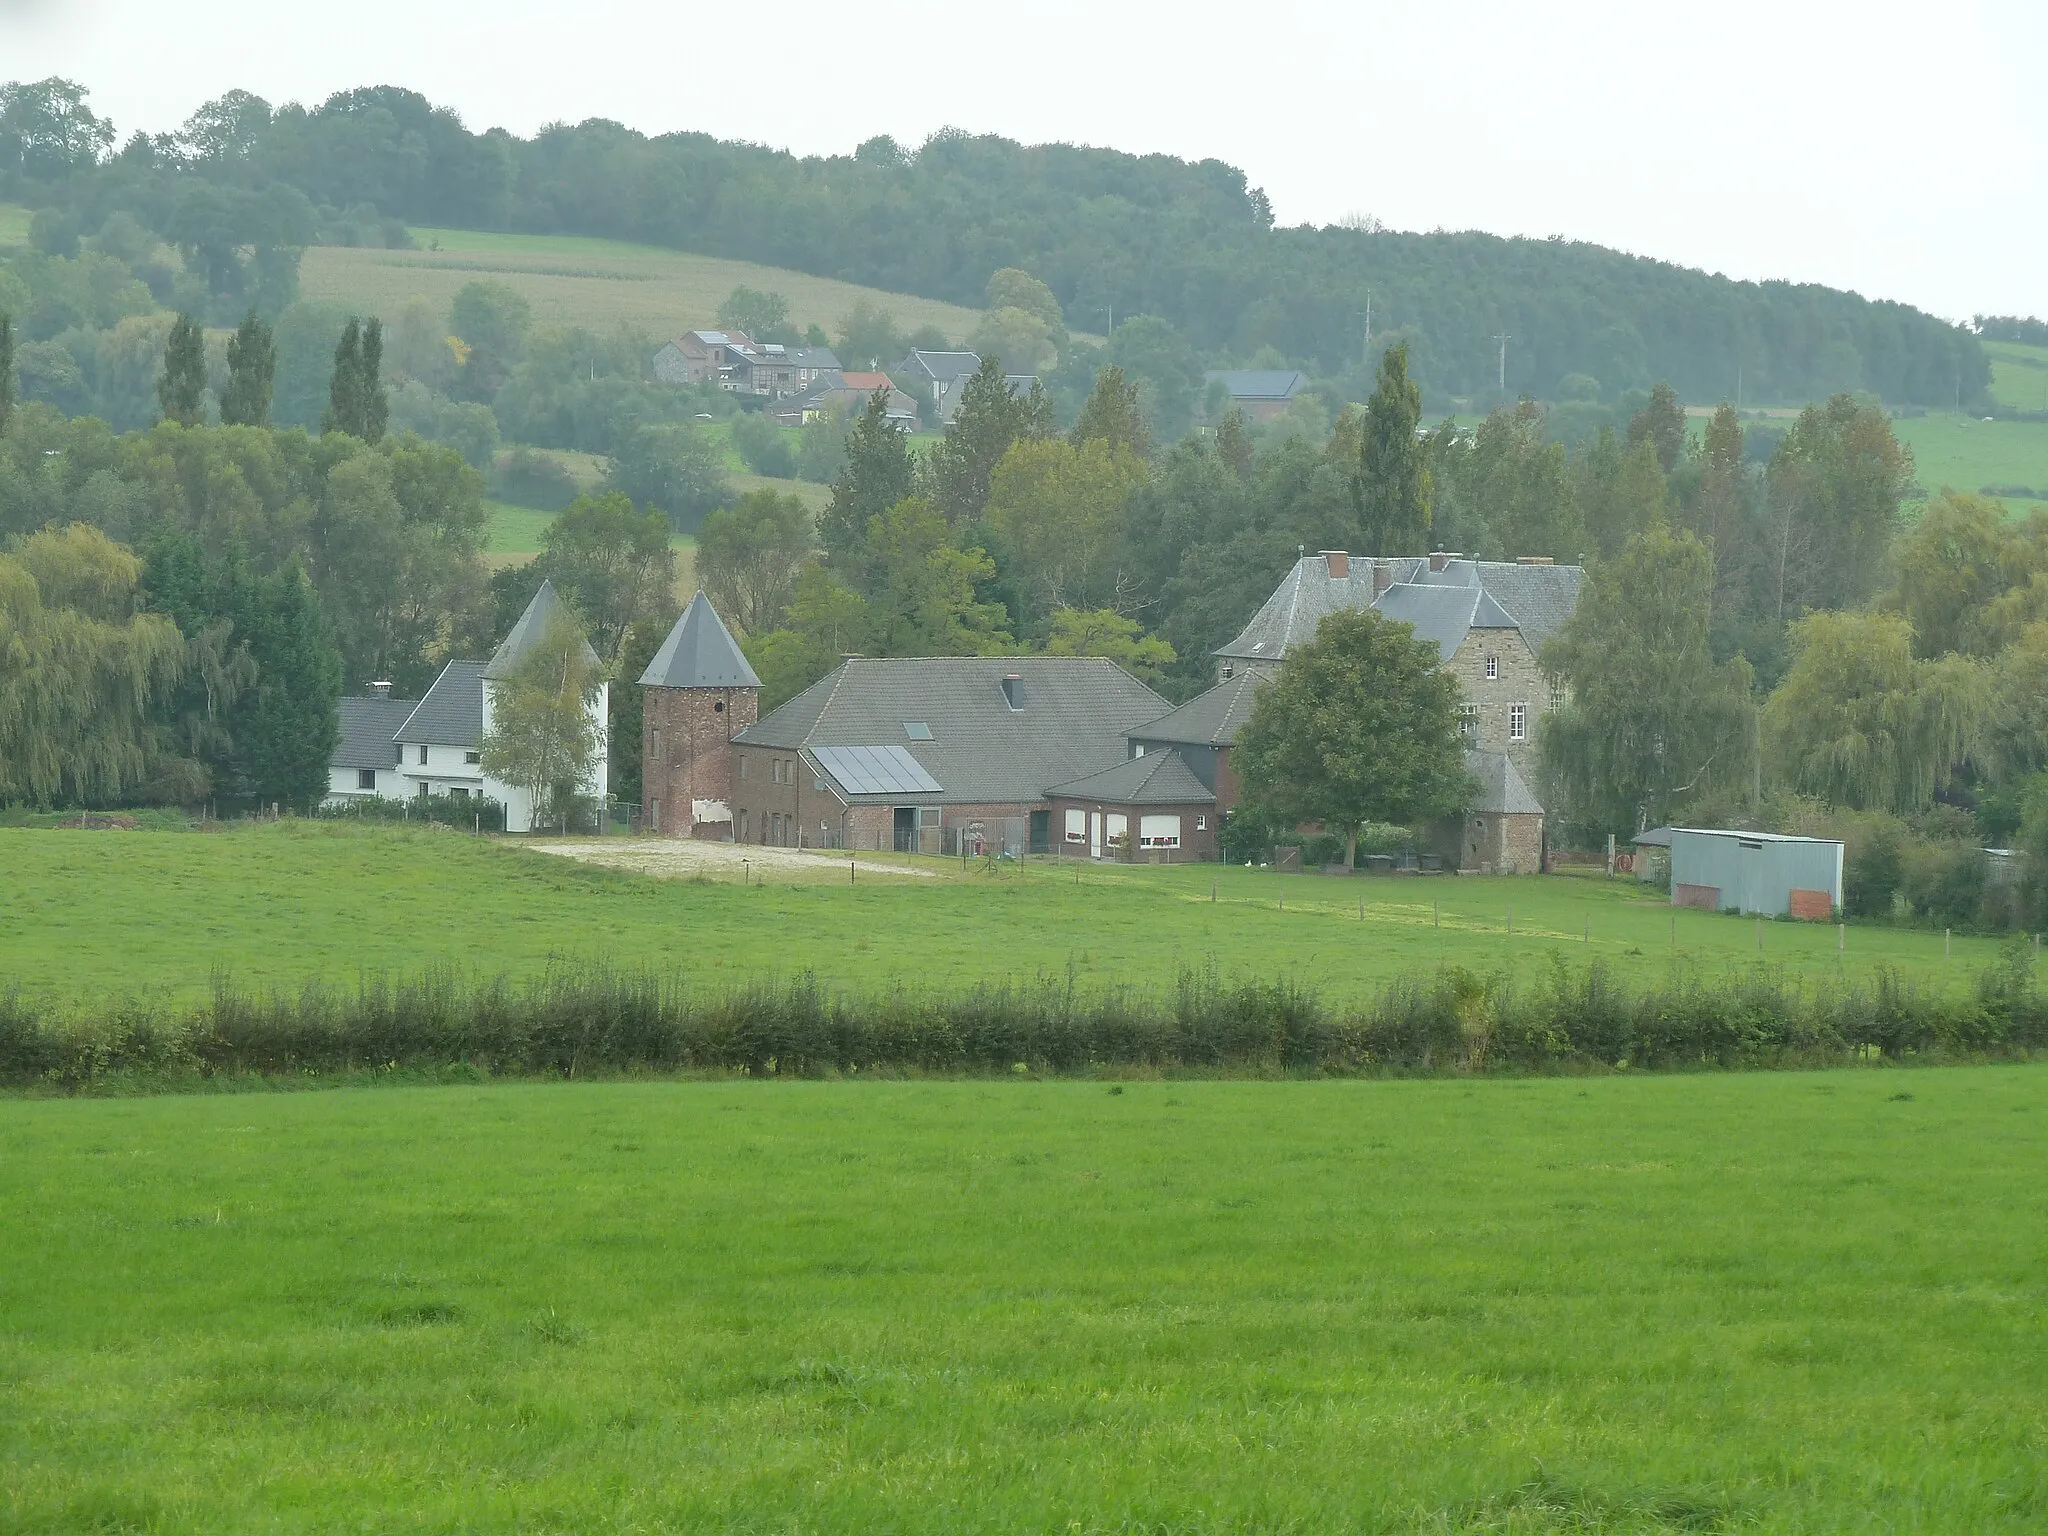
[316,794,505,831]
[489,448,579,511]
[731,410,795,478]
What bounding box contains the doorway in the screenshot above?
[893,805,918,853]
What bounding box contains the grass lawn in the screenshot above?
[1984,339,2048,415]
[299,228,979,347]
[0,823,2003,1010]
[1893,413,2048,511]
[3,1068,2045,1531]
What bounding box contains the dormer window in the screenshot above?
[1221,661,1235,679]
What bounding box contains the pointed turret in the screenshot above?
[638,592,758,838]
[485,578,601,680]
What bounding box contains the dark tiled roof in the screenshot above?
[1216,554,1582,663]
[1128,671,1266,748]
[485,579,601,681]
[1466,750,1544,815]
[899,348,981,382]
[735,656,1168,804]
[641,592,760,688]
[333,695,418,768]
[395,660,487,748]
[1203,368,1307,401]
[1046,749,1214,805]
[1372,582,1519,658]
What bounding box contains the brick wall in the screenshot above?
[1047,798,1219,863]
[643,686,756,837]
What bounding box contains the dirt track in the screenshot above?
[521,838,935,882]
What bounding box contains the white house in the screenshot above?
[324,580,609,832]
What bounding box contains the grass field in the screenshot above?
[4,1067,2046,1531]
[299,227,981,346]
[0,823,2005,1010]
[1984,339,2048,415]
[1893,413,2048,511]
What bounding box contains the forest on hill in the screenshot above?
[0,79,1988,408]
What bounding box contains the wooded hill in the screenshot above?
[1,81,1988,408]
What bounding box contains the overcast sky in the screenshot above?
[3,0,2040,323]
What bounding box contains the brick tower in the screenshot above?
[638,591,759,837]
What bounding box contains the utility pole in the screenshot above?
[1363,290,1372,362]
[1492,332,1511,392]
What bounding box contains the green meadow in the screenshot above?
[3,1068,2045,1532]
[1893,412,2048,512]
[0,823,2004,1010]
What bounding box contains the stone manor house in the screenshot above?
[635,550,1582,868]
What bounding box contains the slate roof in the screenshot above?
[735,656,1169,804]
[485,579,601,681]
[1046,749,1215,805]
[1216,553,1584,664]
[333,695,418,769]
[1372,582,1519,659]
[1204,368,1308,401]
[395,661,487,748]
[899,348,981,382]
[1128,670,1266,748]
[784,345,841,371]
[641,592,760,689]
[1466,750,1544,816]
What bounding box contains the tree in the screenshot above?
[860,498,1013,657]
[984,436,1149,621]
[1888,492,2045,659]
[1070,366,1150,458]
[1105,317,1197,444]
[742,562,874,710]
[156,314,207,427]
[609,616,664,807]
[603,423,730,531]
[835,300,902,369]
[1455,400,1583,559]
[986,268,1066,345]
[926,354,1050,524]
[717,285,790,340]
[819,389,913,559]
[1235,608,1471,867]
[0,525,187,806]
[1763,394,1912,616]
[322,315,388,441]
[238,562,342,810]
[1762,610,1989,814]
[1357,340,1431,555]
[220,310,275,427]
[1678,402,1749,613]
[1539,524,1752,837]
[968,307,1056,374]
[1574,426,1665,560]
[1627,381,1686,474]
[480,608,607,831]
[1043,608,1175,685]
[537,491,676,660]
[0,311,13,437]
[449,279,531,398]
[696,489,816,635]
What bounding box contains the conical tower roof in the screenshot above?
[639,591,760,689]
[484,578,601,680]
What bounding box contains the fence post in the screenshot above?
[1433,899,1438,928]
[1506,905,1512,934]
[1838,922,1844,954]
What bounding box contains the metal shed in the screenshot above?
[1666,829,1844,918]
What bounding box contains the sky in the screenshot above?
[3,0,2041,324]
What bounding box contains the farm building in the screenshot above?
[1663,829,1844,918]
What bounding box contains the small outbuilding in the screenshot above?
[1665,829,1843,918]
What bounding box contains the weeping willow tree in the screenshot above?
[1762,610,1990,814]
[0,525,188,805]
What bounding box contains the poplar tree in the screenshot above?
[156,313,207,426]
[0,312,14,437]
[220,309,276,427]
[1357,341,1430,555]
[322,315,388,440]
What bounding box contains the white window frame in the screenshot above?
[1458,703,1479,739]
[1064,808,1087,843]
[1509,702,1527,741]
[1484,653,1499,680]
[1138,814,1182,849]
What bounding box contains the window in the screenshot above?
[394,743,404,765]
[651,727,662,762]
[1484,653,1499,680]
[772,759,783,785]
[738,810,749,840]
[738,756,748,781]
[903,721,932,740]
[1138,814,1182,849]
[357,768,376,791]
[1509,703,1527,741]
[418,744,428,766]
[1221,661,1235,679]
[464,750,480,765]
[1065,807,1087,843]
[1196,815,1208,831]
[451,786,469,801]
[1458,703,1479,740]
[1133,743,1146,756]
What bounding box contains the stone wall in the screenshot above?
[1444,630,1548,774]
[643,685,755,837]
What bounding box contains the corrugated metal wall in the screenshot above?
[1668,832,1843,916]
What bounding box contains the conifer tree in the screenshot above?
[220,309,276,427]
[818,388,914,560]
[358,317,388,443]
[323,316,362,436]
[1070,366,1150,458]
[1357,341,1431,555]
[241,562,342,810]
[156,313,207,427]
[926,354,1048,524]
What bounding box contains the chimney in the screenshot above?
[1320,550,1349,579]
[368,680,392,699]
[1372,559,1395,596]
[1428,551,1462,573]
[1517,555,1555,565]
[1001,674,1025,711]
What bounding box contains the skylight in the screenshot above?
[903,721,933,740]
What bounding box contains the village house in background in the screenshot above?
[895,348,1038,425]
[1203,369,1308,421]
[323,581,609,833]
[653,330,842,395]
[769,371,920,430]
